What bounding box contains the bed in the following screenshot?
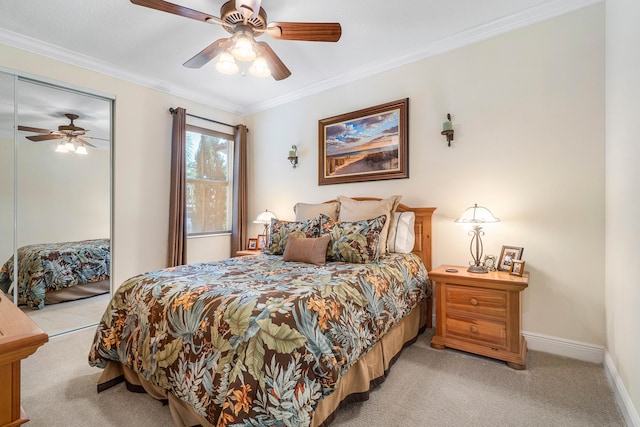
[89,199,434,427]
[0,238,111,310]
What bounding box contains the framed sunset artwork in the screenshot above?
[318,98,409,185]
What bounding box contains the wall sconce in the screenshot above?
[441,113,454,147]
[287,145,298,168]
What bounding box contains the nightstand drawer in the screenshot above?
[445,285,507,318]
[445,314,507,347]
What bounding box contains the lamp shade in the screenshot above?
[248,56,271,78]
[455,203,500,224]
[253,210,277,224]
[215,52,239,75]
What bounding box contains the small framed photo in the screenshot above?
[257,235,267,249]
[483,255,497,271]
[247,238,258,250]
[497,245,524,272]
[510,259,525,276]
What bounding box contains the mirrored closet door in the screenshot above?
[0,72,113,337]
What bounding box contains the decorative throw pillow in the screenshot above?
[266,217,320,255]
[293,201,340,221]
[387,211,415,253]
[336,195,401,254]
[282,235,331,266]
[320,214,387,263]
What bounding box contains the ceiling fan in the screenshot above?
[130,0,342,80]
[18,113,107,154]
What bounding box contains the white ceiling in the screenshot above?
[0,0,598,116]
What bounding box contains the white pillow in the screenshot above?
[294,201,339,221]
[387,212,415,253]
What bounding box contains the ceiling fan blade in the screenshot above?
[266,22,341,42]
[255,42,291,81]
[130,0,224,25]
[26,134,63,142]
[18,125,53,134]
[184,38,233,69]
[77,138,97,148]
[83,135,111,142]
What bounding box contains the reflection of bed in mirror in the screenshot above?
[0,238,110,310]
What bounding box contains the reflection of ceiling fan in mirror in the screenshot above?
[18,113,108,155]
[130,0,342,80]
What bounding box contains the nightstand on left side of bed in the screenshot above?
[236,250,261,256]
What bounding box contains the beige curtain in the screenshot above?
[231,124,248,256]
[168,107,187,266]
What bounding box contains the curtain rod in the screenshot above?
[169,107,241,130]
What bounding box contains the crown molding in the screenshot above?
[0,28,245,115]
[0,0,601,117]
[244,0,603,115]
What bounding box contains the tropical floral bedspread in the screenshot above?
[0,238,110,310]
[88,253,429,426]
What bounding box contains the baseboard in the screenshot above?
[522,330,604,363]
[604,351,640,427]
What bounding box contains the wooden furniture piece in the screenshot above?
[430,265,529,369]
[0,292,48,426]
[236,249,261,256]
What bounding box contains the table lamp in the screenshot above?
[253,210,277,246]
[455,203,500,273]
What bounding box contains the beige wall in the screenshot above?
[247,5,606,345]
[606,0,640,422]
[0,44,243,286]
[16,142,110,246]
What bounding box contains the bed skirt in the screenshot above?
[96,299,430,427]
[44,279,110,304]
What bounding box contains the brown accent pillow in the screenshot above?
[282,235,331,266]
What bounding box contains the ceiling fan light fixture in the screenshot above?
[55,142,69,153]
[64,140,76,152]
[231,34,256,61]
[75,145,88,155]
[215,51,240,74]
[249,56,271,78]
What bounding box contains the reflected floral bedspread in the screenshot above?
[88,253,428,426]
[0,238,110,309]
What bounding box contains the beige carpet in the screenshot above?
[21,328,625,427]
[21,293,110,337]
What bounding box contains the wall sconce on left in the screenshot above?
[441,113,454,147]
[288,145,298,168]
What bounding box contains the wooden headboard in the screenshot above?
[324,198,435,272]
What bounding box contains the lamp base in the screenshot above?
[467,265,489,274]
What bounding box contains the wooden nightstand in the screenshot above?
[429,265,529,369]
[236,249,261,256]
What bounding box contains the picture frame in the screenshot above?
[318,98,409,185]
[497,245,524,272]
[257,235,267,250]
[247,238,257,250]
[483,255,497,271]
[510,259,525,277]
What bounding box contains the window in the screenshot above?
[185,125,234,236]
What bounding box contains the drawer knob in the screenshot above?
[470,325,478,333]
[470,298,478,306]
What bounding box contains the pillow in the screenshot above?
[320,214,387,263]
[294,201,339,221]
[387,212,415,253]
[336,195,401,254]
[282,235,331,266]
[266,217,320,255]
